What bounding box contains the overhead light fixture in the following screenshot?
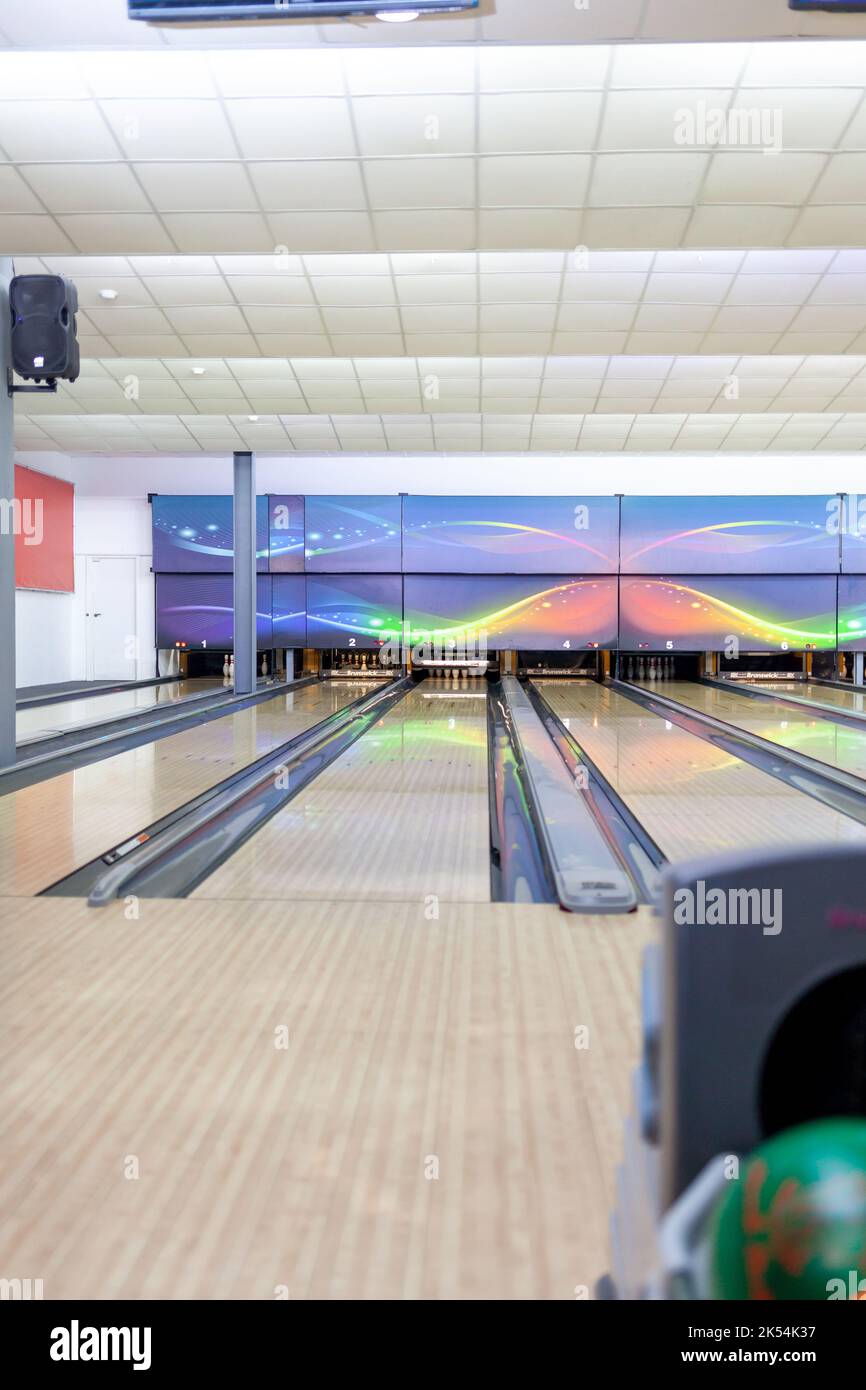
[191,367,206,376]
[376,7,420,17]
[99,289,118,301]
[248,415,259,423]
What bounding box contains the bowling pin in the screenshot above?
[361,653,367,670]
[261,654,268,677]
[223,654,230,678]
[638,657,644,679]
[229,654,235,682]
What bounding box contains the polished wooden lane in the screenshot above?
[652,679,866,781]
[192,678,491,906]
[16,677,228,744]
[741,679,866,717]
[535,679,866,863]
[0,895,652,1300]
[0,681,374,898]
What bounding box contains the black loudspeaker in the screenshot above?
[10,274,80,383]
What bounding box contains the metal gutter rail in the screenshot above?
[499,676,638,914]
[81,676,413,906]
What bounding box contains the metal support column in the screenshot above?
[232,450,256,696]
[855,652,865,687]
[0,258,15,768]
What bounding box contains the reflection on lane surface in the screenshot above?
[649,680,866,782]
[0,679,371,898]
[535,679,866,864]
[740,679,866,718]
[16,677,228,743]
[190,678,491,905]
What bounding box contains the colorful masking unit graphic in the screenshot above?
[305,574,403,649]
[836,578,866,650]
[619,576,838,652]
[402,495,619,574]
[271,575,306,647]
[151,495,269,573]
[620,496,840,575]
[268,495,304,574]
[838,494,866,573]
[305,496,402,573]
[155,574,273,649]
[404,575,618,651]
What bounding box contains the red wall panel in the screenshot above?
[14,465,74,593]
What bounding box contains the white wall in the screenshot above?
[38,449,866,499]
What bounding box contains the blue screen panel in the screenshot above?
[402,495,618,574]
[155,574,272,649]
[305,574,403,649]
[269,495,305,573]
[151,495,269,572]
[271,575,306,647]
[620,496,839,575]
[305,496,402,572]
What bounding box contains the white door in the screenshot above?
[85,556,138,681]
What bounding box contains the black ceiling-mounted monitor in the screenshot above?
[129,0,478,20]
[790,1,866,9]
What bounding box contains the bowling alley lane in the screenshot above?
[533,679,866,862]
[16,677,228,745]
[649,680,866,782]
[0,680,373,897]
[190,677,491,906]
[739,679,866,718]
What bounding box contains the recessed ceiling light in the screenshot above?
[248,415,259,423]
[98,288,118,301]
[376,8,420,20]
[191,367,206,376]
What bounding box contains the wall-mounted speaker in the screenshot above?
[10,274,80,384]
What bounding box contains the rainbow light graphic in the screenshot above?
[403,495,618,573]
[404,575,618,651]
[620,576,838,651]
[620,497,839,574]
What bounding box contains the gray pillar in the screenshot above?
[855,652,864,687]
[0,258,15,768]
[233,450,256,695]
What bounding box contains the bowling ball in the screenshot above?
[709,1119,866,1300]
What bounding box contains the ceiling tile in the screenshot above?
[479,153,590,207]
[365,157,474,209]
[353,94,474,157]
[133,162,257,212]
[100,99,237,159]
[589,153,708,206]
[249,160,366,211]
[162,212,273,252]
[226,97,356,159]
[479,91,603,153]
[0,99,118,160]
[58,213,174,253]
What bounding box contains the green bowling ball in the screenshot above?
[710,1119,866,1301]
